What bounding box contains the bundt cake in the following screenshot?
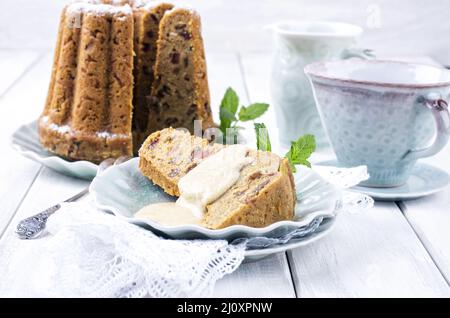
[39,0,214,163]
[138,128,296,229]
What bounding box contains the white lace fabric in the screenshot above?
[313,164,374,214]
[0,166,372,298]
[0,202,246,298]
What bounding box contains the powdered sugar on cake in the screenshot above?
[40,116,130,140]
[157,1,198,16]
[67,2,132,15]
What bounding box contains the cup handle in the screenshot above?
[401,94,450,162]
[342,48,375,60]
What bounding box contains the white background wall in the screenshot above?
[1,0,449,64]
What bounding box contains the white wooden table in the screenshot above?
[0,49,449,297]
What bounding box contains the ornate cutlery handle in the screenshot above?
[16,204,60,239]
[15,188,89,239]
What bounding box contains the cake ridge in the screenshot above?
[70,9,108,133]
[70,8,84,128]
[44,6,83,126]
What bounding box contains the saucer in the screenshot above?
[10,120,98,180]
[316,160,450,201]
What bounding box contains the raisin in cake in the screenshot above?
[139,128,296,229]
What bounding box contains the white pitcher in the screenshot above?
[269,21,372,149]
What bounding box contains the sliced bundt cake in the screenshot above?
[139,128,296,229]
[39,1,215,162]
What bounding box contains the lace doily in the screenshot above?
[0,165,372,298]
[0,202,246,298]
[313,164,374,214]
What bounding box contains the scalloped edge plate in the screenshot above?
[90,158,341,242]
[11,120,98,180]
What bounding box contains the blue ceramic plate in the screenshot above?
[90,158,341,242]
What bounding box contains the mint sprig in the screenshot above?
[254,123,272,152]
[219,87,269,135]
[285,135,316,172]
[254,123,316,172]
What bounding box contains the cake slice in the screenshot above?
[139,128,296,229]
[147,7,215,134]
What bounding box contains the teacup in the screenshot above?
[305,59,450,187]
[269,21,373,149]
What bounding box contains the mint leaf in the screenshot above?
[254,123,272,152]
[285,151,298,172]
[219,107,237,133]
[285,134,316,172]
[238,103,269,122]
[221,87,239,115]
[219,87,239,133]
[218,88,270,138]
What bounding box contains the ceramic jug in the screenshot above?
[269,21,372,149]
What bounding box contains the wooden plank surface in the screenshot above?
[213,254,295,298]
[399,143,450,284]
[240,53,450,297]
[289,203,449,297]
[0,50,51,237]
[0,50,41,97]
